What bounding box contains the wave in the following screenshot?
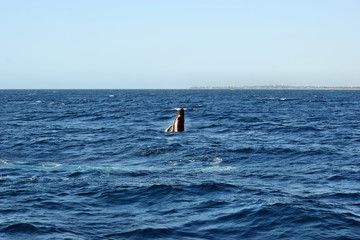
[136,182,238,196]
[181,201,360,239]
[198,123,221,129]
[140,147,171,157]
[266,124,322,133]
[105,227,173,239]
[227,145,337,157]
[3,223,38,233]
[278,97,300,101]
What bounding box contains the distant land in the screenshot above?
[190,84,360,90]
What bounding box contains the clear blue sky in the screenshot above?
[1,0,359,89]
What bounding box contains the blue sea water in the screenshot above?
[0,89,359,240]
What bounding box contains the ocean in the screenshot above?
[0,89,359,240]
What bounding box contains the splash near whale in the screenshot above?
[166,108,185,132]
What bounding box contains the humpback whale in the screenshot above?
[166,108,185,132]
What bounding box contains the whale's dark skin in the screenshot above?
[166,108,185,132]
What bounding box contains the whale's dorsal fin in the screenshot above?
[166,108,184,132]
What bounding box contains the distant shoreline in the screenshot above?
[190,85,360,90]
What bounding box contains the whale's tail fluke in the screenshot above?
[166,108,185,132]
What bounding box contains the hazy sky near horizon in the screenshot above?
[1,0,359,89]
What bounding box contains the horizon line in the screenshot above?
[1,85,360,91]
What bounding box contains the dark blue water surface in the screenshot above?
[0,89,359,240]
